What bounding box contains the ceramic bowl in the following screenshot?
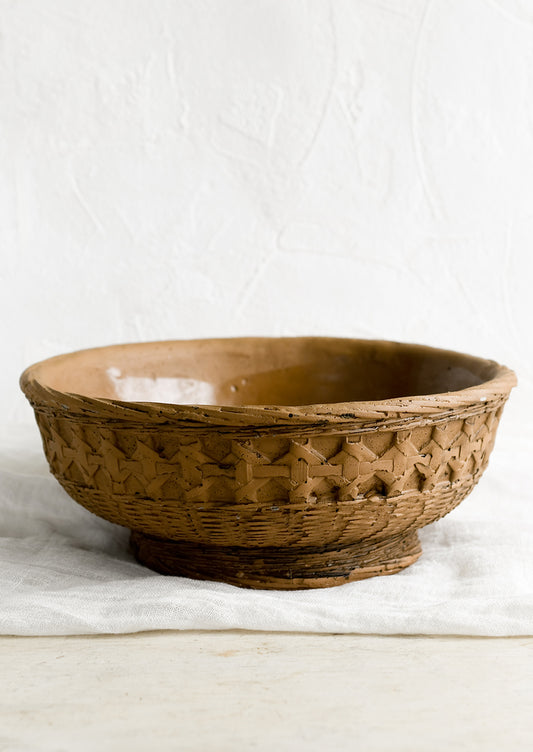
[20,337,516,589]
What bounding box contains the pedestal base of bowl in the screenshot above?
[129,530,422,589]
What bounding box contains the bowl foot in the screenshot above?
[129,530,422,589]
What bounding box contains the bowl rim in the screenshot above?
[20,336,517,428]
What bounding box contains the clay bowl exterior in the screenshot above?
[20,337,516,589]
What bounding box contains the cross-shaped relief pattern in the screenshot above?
[38,406,501,505]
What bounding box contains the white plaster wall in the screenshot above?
[1,0,532,435]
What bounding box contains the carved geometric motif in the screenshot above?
[37,406,501,505]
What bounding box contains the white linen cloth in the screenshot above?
[1,424,532,636]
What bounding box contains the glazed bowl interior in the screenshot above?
[30,338,501,407]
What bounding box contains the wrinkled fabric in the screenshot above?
[1,425,531,636]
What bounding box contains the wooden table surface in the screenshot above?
[0,632,531,751]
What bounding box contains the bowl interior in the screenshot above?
[29,338,501,407]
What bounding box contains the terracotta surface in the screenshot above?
[20,337,516,589]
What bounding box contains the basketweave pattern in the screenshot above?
[36,405,502,505]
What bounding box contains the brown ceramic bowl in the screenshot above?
[20,337,516,589]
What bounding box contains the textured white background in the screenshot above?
[1,0,532,441]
